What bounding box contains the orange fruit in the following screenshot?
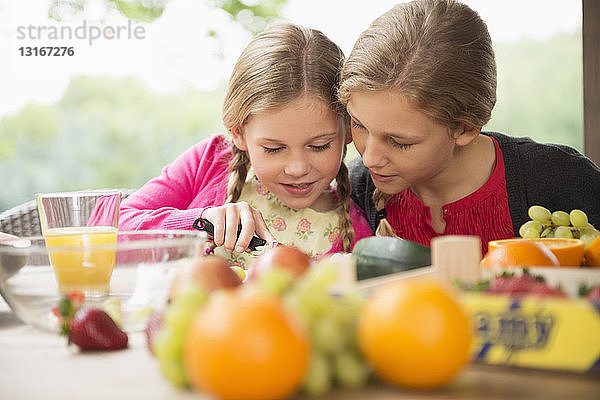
[488,238,584,267]
[183,290,309,400]
[482,239,560,268]
[357,279,472,389]
[584,235,600,267]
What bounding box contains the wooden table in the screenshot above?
[1,301,599,400]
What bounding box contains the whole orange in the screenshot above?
[481,239,560,268]
[358,280,472,389]
[183,290,309,400]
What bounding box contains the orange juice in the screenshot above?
[44,227,118,295]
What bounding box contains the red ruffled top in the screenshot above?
[386,137,514,255]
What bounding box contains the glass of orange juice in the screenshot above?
[36,190,122,297]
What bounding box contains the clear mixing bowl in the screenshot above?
[0,230,206,332]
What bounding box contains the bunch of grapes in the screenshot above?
[520,205,600,247]
[152,288,208,387]
[281,264,370,396]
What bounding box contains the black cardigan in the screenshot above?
[348,131,600,236]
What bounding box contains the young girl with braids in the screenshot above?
[119,23,373,267]
[340,0,600,255]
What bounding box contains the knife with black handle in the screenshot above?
[192,217,267,251]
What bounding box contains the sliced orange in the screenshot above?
[482,239,560,268]
[488,238,584,267]
[584,236,600,267]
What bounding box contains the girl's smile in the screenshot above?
[281,182,317,196]
[369,171,396,183]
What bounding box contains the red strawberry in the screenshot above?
[528,283,566,298]
[487,273,515,293]
[69,308,128,350]
[145,310,164,355]
[587,285,600,302]
[505,274,542,295]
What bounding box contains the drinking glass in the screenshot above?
[36,190,122,297]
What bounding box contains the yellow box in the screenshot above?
[461,293,600,373]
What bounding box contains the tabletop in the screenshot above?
[1,298,599,400]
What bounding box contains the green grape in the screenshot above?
[340,290,366,315]
[333,351,370,389]
[551,211,570,226]
[570,209,589,227]
[519,220,543,237]
[554,226,573,238]
[154,287,208,388]
[172,287,208,309]
[302,353,332,396]
[159,356,187,387]
[164,291,206,334]
[523,228,540,239]
[312,317,343,354]
[164,306,195,335]
[540,227,554,238]
[580,234,597,248]
[304,264,338,291]
[153,326,187,386]
[528,205,551,224]
[153,326,181,361]
[256,268,295,296]
[579,225,599,239]
[283,260,367,395]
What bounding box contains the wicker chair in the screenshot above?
[0,189,134,237]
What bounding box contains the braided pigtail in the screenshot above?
[373,188,397,237]
[226,145,250,203]
[335,161,355,252]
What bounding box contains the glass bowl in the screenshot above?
[0,230,206,332]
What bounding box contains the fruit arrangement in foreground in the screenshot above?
[148,245,473,398]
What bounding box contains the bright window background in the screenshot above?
[0,0,583,211]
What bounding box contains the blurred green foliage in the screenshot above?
[0,77,224,211]
[0,30,584,213]
[487,30,583,150]
[49,0,288,32]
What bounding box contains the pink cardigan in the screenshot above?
[119,133,373,253]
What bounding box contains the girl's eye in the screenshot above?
[389,137,412,150]
[350,119,364,130]
[263,147,283,153]
[310,142,332,151]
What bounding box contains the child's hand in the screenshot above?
[202,202,276,253]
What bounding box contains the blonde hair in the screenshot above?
[222,23,354,251]
[338,0,497,237]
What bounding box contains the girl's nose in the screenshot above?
[283,153,310,177]
[360,137,387,169]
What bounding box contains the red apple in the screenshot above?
[169,255,242,300]
[248,245,311,281]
